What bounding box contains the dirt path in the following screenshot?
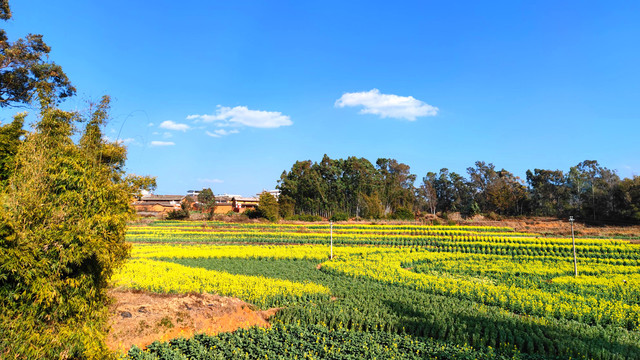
[106,289,279,354]
[458,216,640,239]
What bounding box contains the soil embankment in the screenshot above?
[106,289,278,353]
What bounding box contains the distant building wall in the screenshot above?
[214,204,234,214]
[232,197,259,213]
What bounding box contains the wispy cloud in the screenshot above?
[105,136,138,146]
[335,89,438,121]
[198,178,224,184]
[150,141,175,147]
[160,120,190,131]
[188,106,293,129]
[205,129,240,138]
[118,138,137,146]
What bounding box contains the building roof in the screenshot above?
[139,195,185,202]
[132,201,179,207]
[233,197,259,202]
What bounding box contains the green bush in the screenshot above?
[0,97,153,359]
[166,209,189,220]
[197,188,216,220]
[486,212,501,221]
[389,207,415,220]
[257,192,279,222]
[243,209,262,219]
[330,212,349,222]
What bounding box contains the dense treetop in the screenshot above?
[278,155,640,223]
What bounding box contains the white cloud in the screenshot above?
[205,129,240,138]
[104,136,138,146]
[148,122,155,127]
[335,88,438,121]
[188,106,293,129]
[198,178,224,184]
[118,137,137,145]
[150,141,175,147]
[162,132,173,139]
[160,120,190,131]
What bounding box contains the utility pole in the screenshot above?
[330,221,333,260]
[570,216,578,277]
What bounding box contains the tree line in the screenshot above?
[277,155,640,223]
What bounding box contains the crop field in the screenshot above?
[116,221,640,359]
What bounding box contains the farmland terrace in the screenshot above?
[111,220,640,359]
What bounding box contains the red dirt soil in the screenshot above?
[464,217,640,239]
[106,289,279,354]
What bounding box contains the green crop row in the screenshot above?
[126,323,542,360]
[159,257,640,359]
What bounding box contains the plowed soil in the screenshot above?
[464,217,640,239]
[106,289,279,353]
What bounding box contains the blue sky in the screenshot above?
[2,1,639,195]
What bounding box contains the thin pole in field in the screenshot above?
[330,221,333,260]
[570,216,578,277]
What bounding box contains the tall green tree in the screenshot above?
[567,160,620,221]
[614,176,640,221]
[258,191,279,222]
[0,0,75,108]
[418,172,438,215]
[467,161,499,212]
[342,156,378,217]
[376,158,416,215]
[197,188,216,220]
[0,2,154,357]
[0,95,155,359]
[429,168,473,214]
[278,156,392,219]
[526,169,568,216]
[486,169,528,215]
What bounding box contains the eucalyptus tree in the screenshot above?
[376,158,416,215]
[526,169,568,216]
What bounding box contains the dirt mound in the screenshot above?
[106,289,278,353]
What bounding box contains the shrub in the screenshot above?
[0,97,152,358]
[330,212,349,222]
[166,208,190,220]
[278,196,295,219]
[257,192,279,222]
[243,209,262,219]
[389,207,415,220]
[197,188,216,220]
[486,212,502,221]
